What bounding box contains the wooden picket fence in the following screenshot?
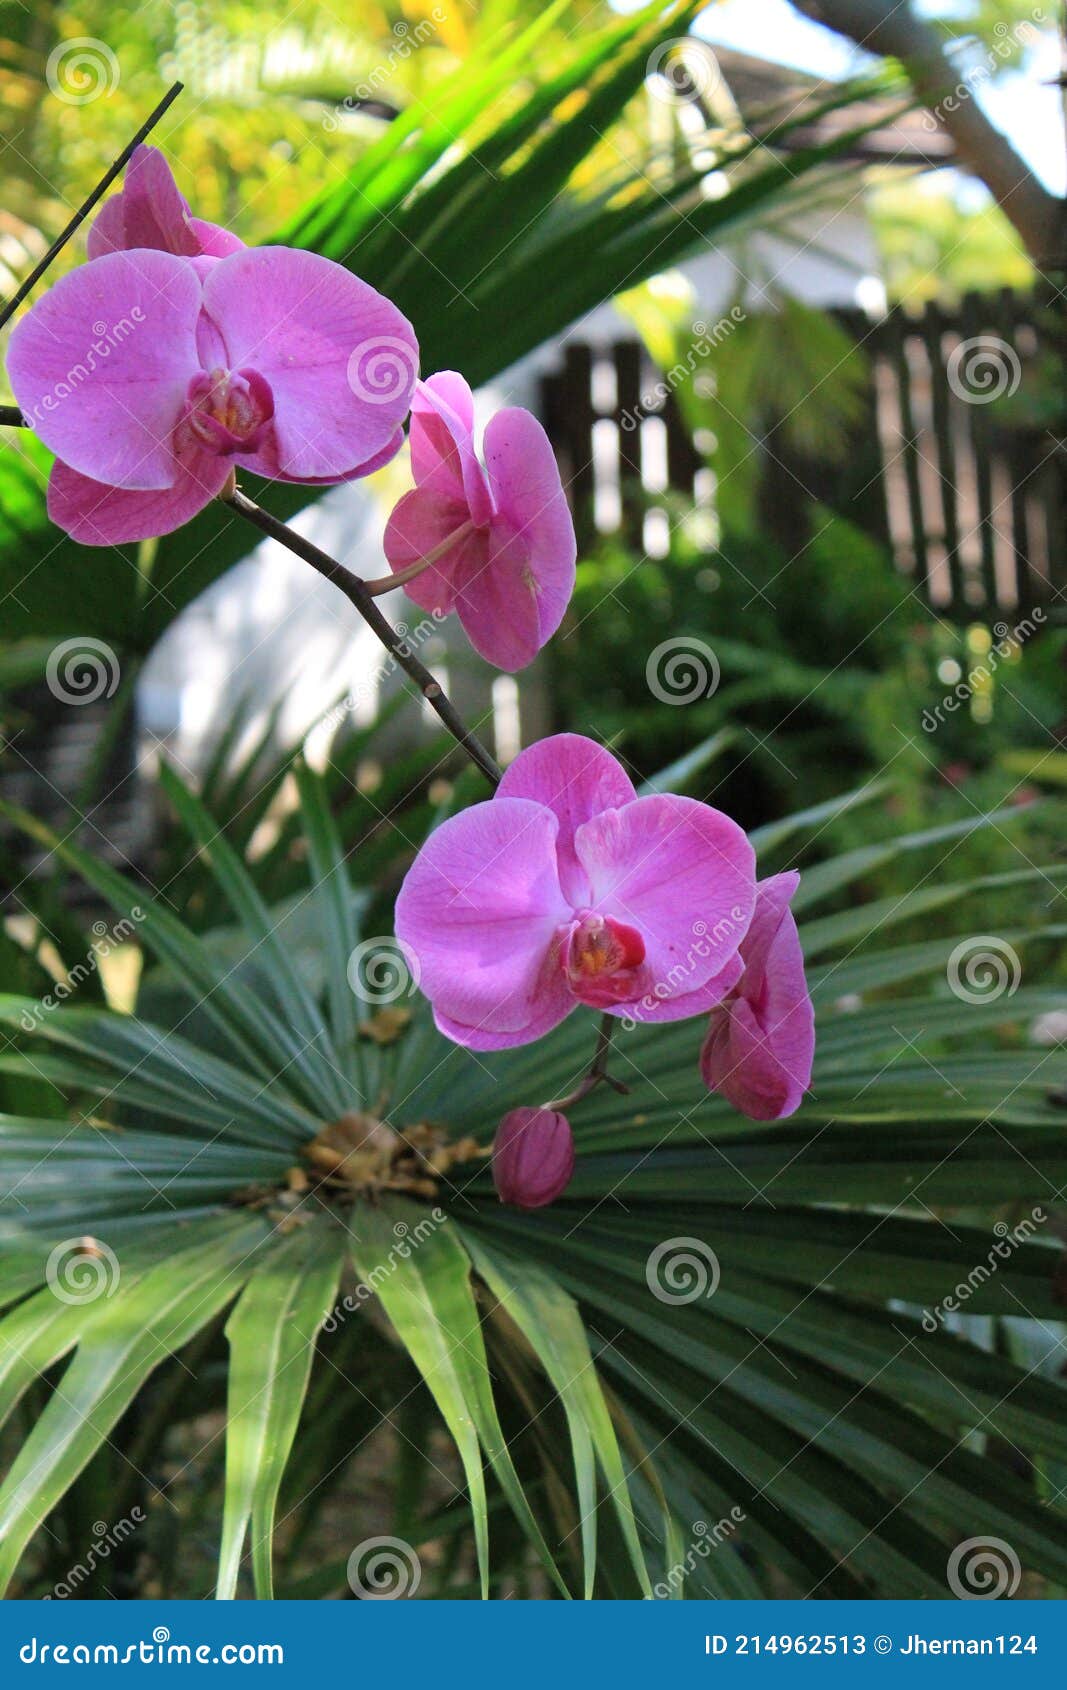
[542,289,1067,620]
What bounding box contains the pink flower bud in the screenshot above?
[492,1108,575,1209]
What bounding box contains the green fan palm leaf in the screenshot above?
[0,765,1063,1598]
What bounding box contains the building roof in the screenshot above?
[705,45,956,167]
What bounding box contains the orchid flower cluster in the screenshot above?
[4,144,815,1212]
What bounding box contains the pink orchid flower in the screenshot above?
[8,247,417,545]
[395,733,756,1050]
[699,871,815,1121]
[383,371,576,672]
[87,144,244,264]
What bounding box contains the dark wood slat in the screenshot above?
[538,287,1057,624]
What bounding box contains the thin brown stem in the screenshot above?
[362,518,477,596]
[222,484,502,787]
[548,1014,629,1112]
[0,82,184,334]
[0,405,24,428]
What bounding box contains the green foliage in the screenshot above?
[0,760,1065,1598]
[868,175,1034,304]
[0,0,894,656]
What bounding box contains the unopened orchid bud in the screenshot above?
[492,1108,575,1209]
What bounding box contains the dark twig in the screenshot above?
[223,484,503,788]
[0,405,24,427]
[549,1014,629,1112]
[0,81,184,335]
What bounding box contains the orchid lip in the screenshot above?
[561,910,647,1008]
[183,365,274,455]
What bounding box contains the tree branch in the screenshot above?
[793,0,1064,265]
[222,484,503,788]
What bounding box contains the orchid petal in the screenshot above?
[574,794,756,1006]
[497,735,637,906]
[395,797,570,1036]
[8,250,201,490]
[47,451,228,546]
[201,248,417,481]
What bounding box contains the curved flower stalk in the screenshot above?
[384,372,577,671]
[0,99,815,1154]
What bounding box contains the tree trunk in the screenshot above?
[793,0,1065,264]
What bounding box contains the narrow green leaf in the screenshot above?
[462,1229,651,1598]
[349,1203,569,1598]
[218,1222,345,1600]
[0,1218,268,1593]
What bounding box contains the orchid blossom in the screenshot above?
[395,733,756,1050]
[384,372,576,671]
[8,247,417,544]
